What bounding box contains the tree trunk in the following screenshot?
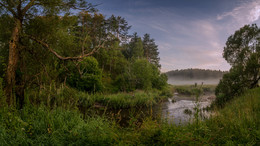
[5,19,22,106]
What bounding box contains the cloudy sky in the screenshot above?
[88,0,260,72]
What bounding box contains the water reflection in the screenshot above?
[161,97,211,125]
[88,95,214,126]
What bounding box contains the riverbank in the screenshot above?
[0,87,259,145]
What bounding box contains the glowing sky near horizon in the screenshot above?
[88,0,260,72]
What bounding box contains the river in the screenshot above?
[157,94,214,125]
[94,93,215,126]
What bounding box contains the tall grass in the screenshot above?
[25,84,172,110]
[173,85,216,96]
[93,90,163,109]
[0,105,118,145]
[0,86,258,145]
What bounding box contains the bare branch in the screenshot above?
[27,35,104,60]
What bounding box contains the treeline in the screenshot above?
[0,0,167,108]
[166,69,226,79]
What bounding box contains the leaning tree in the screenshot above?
[0,0,105,107]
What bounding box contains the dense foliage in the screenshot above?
[215,24,260,107]
[0,0,166,108]
[67,57,103,92]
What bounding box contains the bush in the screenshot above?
[152,72,168,90]
[67,57,103,92]
[214,67,247,107]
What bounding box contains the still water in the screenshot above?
[95,94,214,126]
[159,96,212,125]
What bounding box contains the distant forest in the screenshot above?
[166,69,227,79]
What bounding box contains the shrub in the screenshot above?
[67,57,103,92]
[214,67,247,107]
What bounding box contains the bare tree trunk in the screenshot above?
[5,19,22,106]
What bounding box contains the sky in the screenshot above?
[88,0,260,72]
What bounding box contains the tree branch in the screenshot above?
[28,35,104,60]
[0,2,17,17]
[250,75,260,88]
[22,0,36,15]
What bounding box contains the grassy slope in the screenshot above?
[0,88,259,145]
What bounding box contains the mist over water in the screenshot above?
[167,77,221,85]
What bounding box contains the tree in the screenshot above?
[223,24,260,88]
[215,24,260,106]
[124,32,144,59]
[106,15,131,42]
[0,0,98,107]
[131,59,153,90]
[132,37,144,59]
[142,33,160,68]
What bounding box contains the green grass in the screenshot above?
[0,87,259,145]
[25,85,173,110]
[93,86,172,109]
[0,106,118,145]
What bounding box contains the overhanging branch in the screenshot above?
[28,35,104,60]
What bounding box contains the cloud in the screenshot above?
[217,0,260,24]
[124,8,228,72]
[93,0,259,72]
[156,0,260,72]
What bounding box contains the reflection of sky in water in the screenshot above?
[162,99,211,125]
[167,78,221,85]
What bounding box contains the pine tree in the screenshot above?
[142,34,160,68]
